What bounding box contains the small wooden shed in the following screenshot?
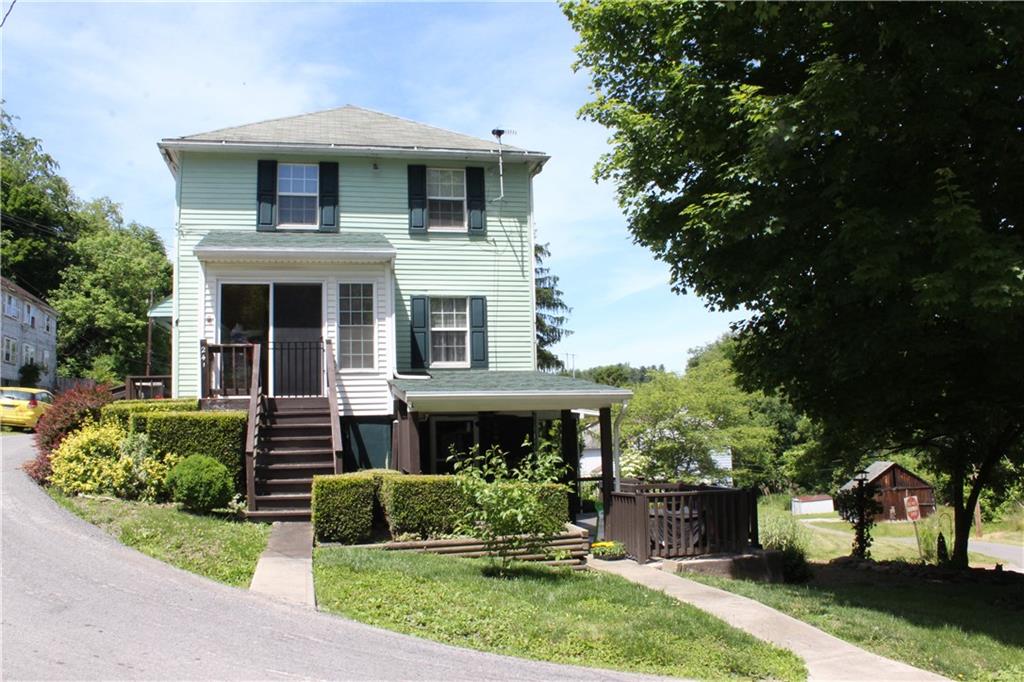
[841,461,936,521]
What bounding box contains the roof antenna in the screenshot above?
[491,128,516,202]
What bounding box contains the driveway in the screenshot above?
[1,435,650,681]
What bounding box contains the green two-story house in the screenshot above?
[157,106,629,519]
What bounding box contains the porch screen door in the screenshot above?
[272,284,323,396]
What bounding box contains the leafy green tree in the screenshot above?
[573,363,663,387]
[0,110,83,296]
[49,207,171,382]
[535,243,572,371]
[565,1,1024,567]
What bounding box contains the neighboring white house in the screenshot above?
[1,276,58,389]
[791,494,834,515]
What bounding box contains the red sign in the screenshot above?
[905,495,921,522]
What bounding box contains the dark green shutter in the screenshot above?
[257,160,277,231]
[469,296,488,368]
[408,165,427,233]
[410,296,429,369]
[319,161,339,232]
[466,167,485,234]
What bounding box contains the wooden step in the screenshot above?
[264,435,333,446]
[268,397,330,410]
[245,508,310,522]
[254,493,311,510]
[258,478,314,495]
[265,446,333,456]
[264,423,332,435]
[257,462,334,479]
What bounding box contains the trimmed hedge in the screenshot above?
[128,411,247,491]
[498,481,570,527]
[379,475,470,538]
[168,455,234,513]
[312,474,378,544]
[101,399,200,428]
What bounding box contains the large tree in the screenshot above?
[535,242,572,370]
[0,111,84,296]
[49,202,171,382]
[565,2,1024,566]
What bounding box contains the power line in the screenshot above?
[0,0,16,28]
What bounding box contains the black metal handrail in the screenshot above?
[269,340,323,397]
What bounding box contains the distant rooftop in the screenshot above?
[164,105,544,156]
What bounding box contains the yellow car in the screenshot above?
[0,387,55,431]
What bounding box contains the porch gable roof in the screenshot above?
[391,370,632,412]
[194,230,396,264]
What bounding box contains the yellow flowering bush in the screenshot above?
[49,420,181,502]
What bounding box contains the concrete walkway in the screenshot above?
[590,558,948,682]
[249,521,316,607]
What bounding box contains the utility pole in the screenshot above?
[145,290,153,376]
[564,352,577,378]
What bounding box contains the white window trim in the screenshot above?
[44,315,52,333]
[337,282,376,372]
[22,343,35,366]
[3,294,19,319]
[429,296,471,369]
[2,337,15,364]
[427,168,467,233]
[276,162,320,230]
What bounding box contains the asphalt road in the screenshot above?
[1,434,653,681]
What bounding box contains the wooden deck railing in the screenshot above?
[243,344,264,512]
[607,482,759,563]
[324,339,344,473]
[124,375,172,400]
[200,341,256,398]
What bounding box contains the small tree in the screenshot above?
[834,477,882,559]
[17,361,41,387]
[449,440,569,575]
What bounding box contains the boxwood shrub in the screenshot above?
[379,475,470,538]
[312,474,378,544]
[167,454,234,513]
[101,398,200,428]
[128,411,247,491]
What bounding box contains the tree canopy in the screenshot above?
[565,2,1024,565]
[1,111,85,296]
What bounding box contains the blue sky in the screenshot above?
[2,1,741,371]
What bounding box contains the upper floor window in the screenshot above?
[427,169,465,230]
[44,315,52,334]
[25,303,36,328]
[430,297,469,367]
[2,337,15,364]
[3,293,20,319]
[338,283,375,370]
[277,163,318,226]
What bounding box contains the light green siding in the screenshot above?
[171,151,535,401]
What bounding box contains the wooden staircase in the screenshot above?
[247,397,335,522]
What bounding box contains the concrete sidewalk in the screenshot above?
[590,558,948,681]
[249,522,315,608]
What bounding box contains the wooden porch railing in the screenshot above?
[200,341,255,398]
[324,339,344,473]
[124,375,172,400]
[607,482,759,563]
[243,344,264,512]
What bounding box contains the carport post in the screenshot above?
[561,410,579,518]
[599,406,614,515]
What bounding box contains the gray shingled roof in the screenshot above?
[840,461,895,491]
[392,370,632,397]
[195,230,393,251]
[170,105,533,154]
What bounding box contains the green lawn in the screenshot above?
[867,506,1024,547]
[688,570,1024,681]
[314,547,806,681]
[50,491,270,587]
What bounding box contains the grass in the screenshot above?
[314,547,806,681]
[49,490,270,587]
[688,570,1024,681]
[867,506,1024,547]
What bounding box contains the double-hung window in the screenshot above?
[277,163,319,226]
[2,337,15,364]
[44,315,52,334]
[25,303,35,328]
[338,283,375,369]
[4,294,19,319]
[22,343,35,366]
[427,169,465,230]
[429,297,469,366]
[43,350,51,371]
